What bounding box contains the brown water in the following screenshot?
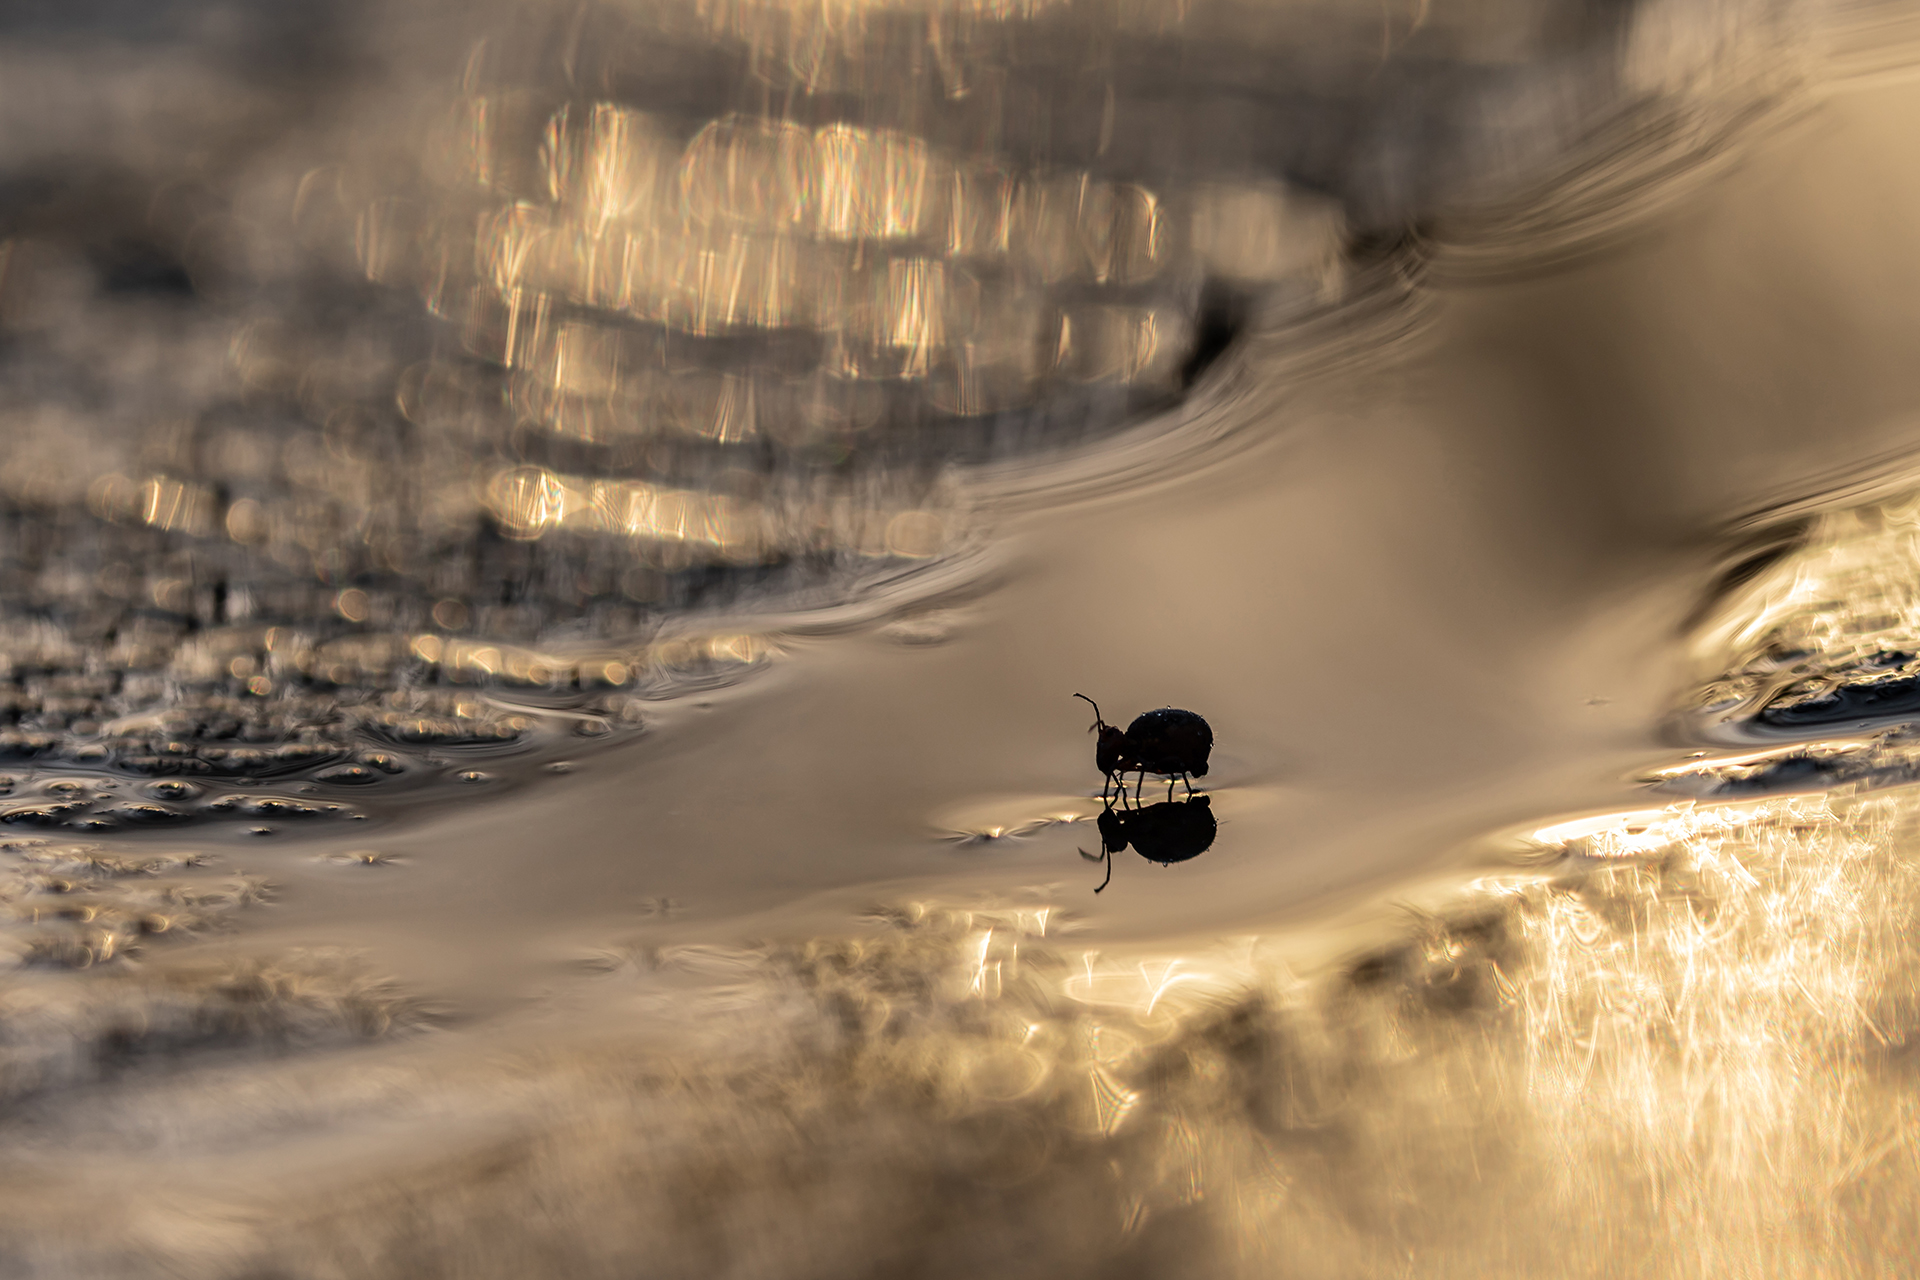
[7,1,1920,1276]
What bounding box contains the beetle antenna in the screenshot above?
[1071,692,1105,732]
[1079,843,1113,893]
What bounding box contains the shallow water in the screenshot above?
[7,1,1920,1275]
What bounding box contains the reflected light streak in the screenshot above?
[1690,497,1920,722]
[480,464,951,563]
[412,84,1338,405]
[1090,1063,1140,1136]
[87,474,216,535]
[1531,795,1835,858]
[1646,740,1871,779]
[482,465,770,554]
[857,756,1920,1272]
[407,630,776,687]
[812,125,938,241]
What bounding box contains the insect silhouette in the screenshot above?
[1079,795,1217,893]
[1073,693,1213,803]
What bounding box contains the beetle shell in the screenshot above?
[1121,707,1212,778]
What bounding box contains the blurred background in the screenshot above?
[5,0,1920,1275]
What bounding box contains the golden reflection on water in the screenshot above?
[919,776,1920,1275]
[406,626,777,686]
[433,99,1184,337]
[373,31,1340,487]
[428,109,1194,383]
[1,0,1349,601]
[1692,495,1920,725]
[479,462,951,559]
[86,473,218,536]
[125,775,1912,1278]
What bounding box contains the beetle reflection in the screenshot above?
[1079,794,1215,893]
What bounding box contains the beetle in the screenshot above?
[1078,795,1216,893]
[1073,693,1213,803]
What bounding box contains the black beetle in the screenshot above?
[1073,693,1213,803]
[1079,795,1216,893]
